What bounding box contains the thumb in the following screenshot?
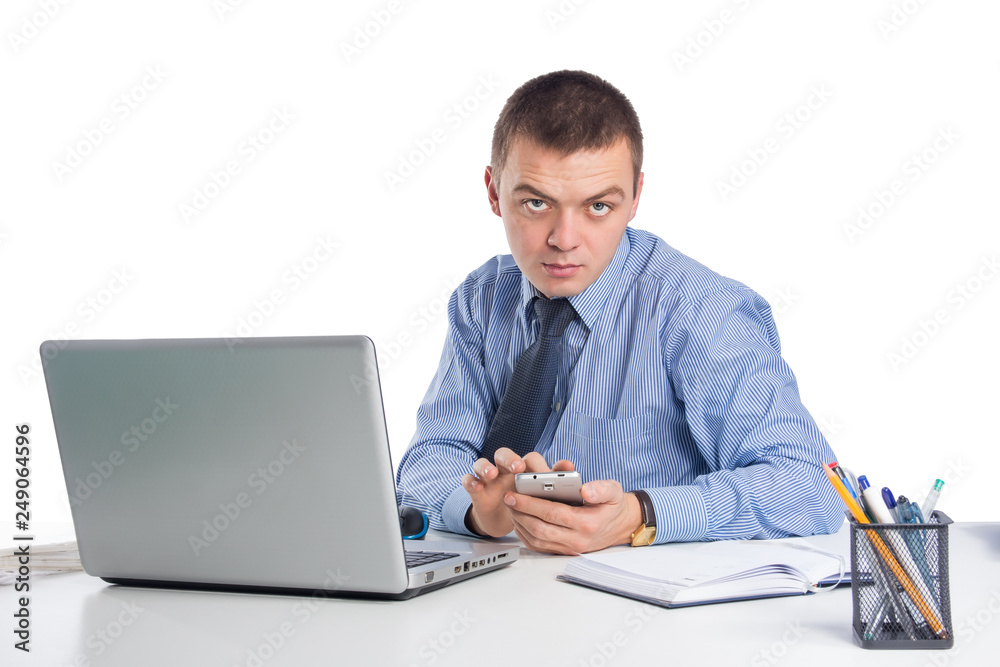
[581,479,622,505]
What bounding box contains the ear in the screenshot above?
[485,166,502,218]
[627,171,644,222]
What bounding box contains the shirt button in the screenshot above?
[555,402,561,411]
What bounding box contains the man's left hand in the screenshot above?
[505,479,643,554]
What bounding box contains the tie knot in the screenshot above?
[533,297,576,337]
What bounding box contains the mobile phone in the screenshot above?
[514,471,584,506]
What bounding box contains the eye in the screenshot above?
[589,202,612,217]
[524,199,549,212]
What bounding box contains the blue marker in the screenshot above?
[881,488,899,522]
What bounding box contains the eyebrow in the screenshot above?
[511,183,626,205]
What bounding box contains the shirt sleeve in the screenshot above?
[652,286,844,543]
[395,278,494,536]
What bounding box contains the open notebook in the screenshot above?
[558,532,849,608]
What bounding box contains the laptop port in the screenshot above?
[479,559,485,567]
[454,566,461,573]
[424,571,434,583]
[471,561,477,569]
[463,561,470,572]
[498,553,507,559]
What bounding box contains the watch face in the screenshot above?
[631,526,656,546]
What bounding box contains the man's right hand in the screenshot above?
[461,447,575,537]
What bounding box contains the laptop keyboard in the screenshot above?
[405,550,460,569]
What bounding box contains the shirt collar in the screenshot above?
[518,228,633,332]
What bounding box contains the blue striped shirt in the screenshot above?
[396,226,843,543]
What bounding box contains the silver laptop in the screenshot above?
[40,335,517,598]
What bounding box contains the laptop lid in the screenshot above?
[42,336,414,594]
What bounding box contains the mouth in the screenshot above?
[543,263,581,278]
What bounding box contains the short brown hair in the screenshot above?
[490,70,643,195]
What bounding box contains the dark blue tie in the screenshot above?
[480,296,576,461]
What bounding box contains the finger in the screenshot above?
[461,473,483,495]
[493,448,525,474]
[552,459,575,472]
[505,492,574,528]
[471,457,498,481]
[522,452,553,473]
[580,479,623,505]
[509,507,562,537]
[509,513,581,556]
[509,523,556,554]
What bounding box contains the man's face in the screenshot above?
[485,136,643,299]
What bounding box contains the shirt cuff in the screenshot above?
[645,485,709,544]
[441,484,477,537]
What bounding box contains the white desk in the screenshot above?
[5,522,999,666]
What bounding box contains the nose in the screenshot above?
[547,209,582,252]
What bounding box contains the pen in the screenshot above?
[858,476,894,524]
[882,495,934,604]
[823,463,865,518]
[866,595,892,641]
[897,496,924,524]
[832,464,859,501]
[923,479,945,518]
[896,497,935,592]
[867,546,919,641]
[822,464,947,638]
[882,488,900,522]
[848,472,871,520]
[846,469,874,519]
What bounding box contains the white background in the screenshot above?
[3,0,997,525]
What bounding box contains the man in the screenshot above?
[396,70,842,555]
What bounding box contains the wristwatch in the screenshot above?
[629,490,656,547]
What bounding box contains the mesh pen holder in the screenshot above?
[849,510,954,649]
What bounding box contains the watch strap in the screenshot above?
[630,490,657,547]
[632,489,656,528]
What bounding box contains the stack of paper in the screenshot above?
[0,542,82,585]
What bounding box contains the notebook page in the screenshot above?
[574,537,843,588]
